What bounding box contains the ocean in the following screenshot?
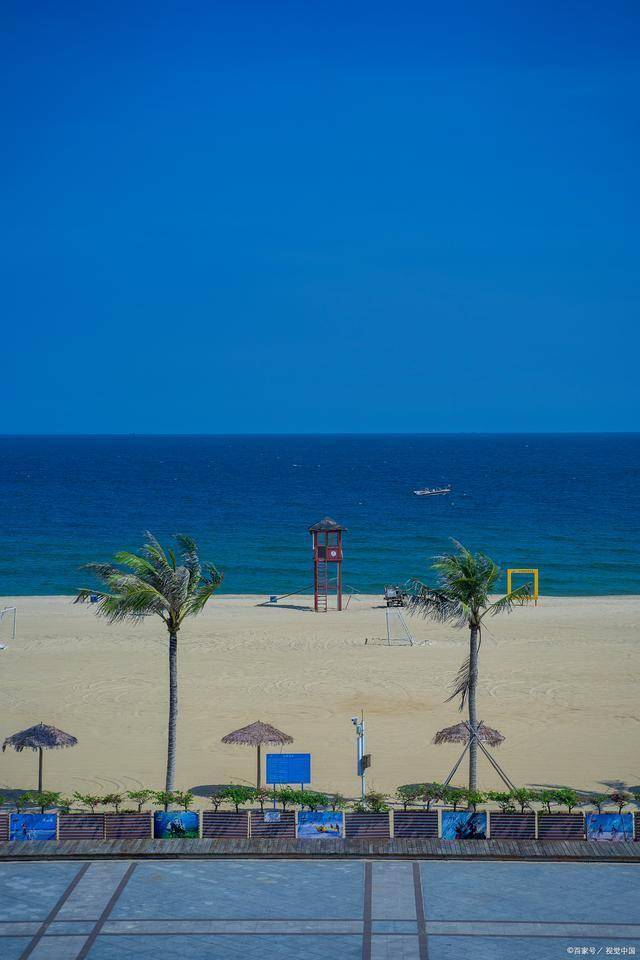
[0,434,638,596]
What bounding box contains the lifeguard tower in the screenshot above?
[308,517,345,612]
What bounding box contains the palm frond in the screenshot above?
[183,564,223,618]
[446,653,472,710]
[483,583,531,619]
[433,538,472,573]
[77,533,223,629]
[413,541,502,622]
[176,534,202,587]
[406,579,466,626]
[204,562,224,586]
[166,565,190,610]
[184,585,218,617]
[96,586,167,623]
[141,532,173,575]
[112,552,157,577]
[432,549,497,607]
[80,562,122,582]
[74,588,110,605]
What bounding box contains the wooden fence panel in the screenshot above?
[490,813,536,840]
[393,811,438,838]
[59,814,105,840]
[538,814,584,840]
[105,813,152,840]
[345,813,390,839]
[249,811,295,838]
[202,812,249,839]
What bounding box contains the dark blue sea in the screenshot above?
[0,435,638,596]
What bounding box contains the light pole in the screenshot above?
[351,713,367,800]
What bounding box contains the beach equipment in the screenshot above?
[507,568,539,605]
[2,722,78,791]
[309,517,345,612]
[363,602,423,646]
[0,606,16,640]
[384,585,407,607]
[434,719,516,791]
[385,607,415,645]
[221,721,293,788]
[256,517,357,611]
[434,721,505,747]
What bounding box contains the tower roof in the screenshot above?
[308,516,346,533]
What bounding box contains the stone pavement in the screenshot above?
[0,858,638,958]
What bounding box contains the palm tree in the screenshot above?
[76,533,222,792]
[408,541,529,790]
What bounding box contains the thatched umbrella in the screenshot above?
[434,722,505,747]
[434,721,514,791]
[221,721,293,788]
[2,723,78,792]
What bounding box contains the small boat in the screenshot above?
[413,486,451,496]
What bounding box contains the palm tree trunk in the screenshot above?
[165,631,178,792]
[467,623,479,790]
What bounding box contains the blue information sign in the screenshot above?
[266,753,311,785]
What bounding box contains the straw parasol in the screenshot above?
[433,722,504,747]
[2,723,78,792]
[221,721,293,788]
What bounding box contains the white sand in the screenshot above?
[0,595,638,798]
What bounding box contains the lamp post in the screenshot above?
[351,714,367,800]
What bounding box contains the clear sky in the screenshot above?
[1,1,638,433]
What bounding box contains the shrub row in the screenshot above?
[0,786,347,814]
[395,783,640,814]
[0,789,198,814]
[4,785,639,815]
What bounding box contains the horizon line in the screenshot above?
[1,431,639,439]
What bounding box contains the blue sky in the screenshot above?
[1,1,638,433]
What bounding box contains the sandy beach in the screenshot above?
[0,594,638,799]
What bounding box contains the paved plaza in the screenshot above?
[0,857,638,959]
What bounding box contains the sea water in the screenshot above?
[0,434,638,596]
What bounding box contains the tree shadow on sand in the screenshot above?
[529,782,640,808]
[189,782,255,799]
[0,787,38,808]
[597,779,640,792]
[254,602,314,612]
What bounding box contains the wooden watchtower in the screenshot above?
[308,517,345,612]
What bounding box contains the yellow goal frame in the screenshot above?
[507,568,539,605]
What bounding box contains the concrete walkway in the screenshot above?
[0,858,638,958]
